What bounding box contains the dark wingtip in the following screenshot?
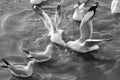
[1,65,8,68]
[23,50,30,55]
[77,0,81,6]
[1,59,10,65]
[87,1,99,13]
[57,2,61,15]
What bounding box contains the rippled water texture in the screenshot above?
[0,0,120,80]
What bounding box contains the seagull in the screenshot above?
[67,2,112,53]
[111,0,120,13]
[23,44,53,62]
[1,58,36,77]
[33,2,67,47]
[72,0,91,21]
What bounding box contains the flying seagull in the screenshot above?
[67,2,112,53]
[33,2,67,47]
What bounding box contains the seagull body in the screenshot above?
[23,44,53,62]
[72,0,91,21]
[33,2,67,47]
[67,2,111,53]
[111,0,120,13]
[1,58,35,77]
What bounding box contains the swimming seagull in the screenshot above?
[23,44,53,62]
[1,58,36,77]
[67,2,112,53]
[33,2,67,47]
[72,0,91,21]
[111,0,120,13]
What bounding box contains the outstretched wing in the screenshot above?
[79,13,93,43]
[54,2,61,29]
[84,38,112,47]
[33,6,53,32]
[79,2,98,42]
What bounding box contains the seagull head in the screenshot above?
[28,59,36,67]
[67,41,73,47]
[79,3,85,10]
[74,4,79,9]
[45,44,54,53]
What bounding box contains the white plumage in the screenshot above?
[33,2,67,47]
[1,58,36,77]
[23,44,53,62]
[111,0,120,13]
[30,0,43,5]
[72,0,91,21]
[73,2,85,21]
[67,2,111,53]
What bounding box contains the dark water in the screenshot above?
[0,0,120,80]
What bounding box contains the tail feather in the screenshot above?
[23,50,30,55]
[2,59,10,65]
[1,65,8,68]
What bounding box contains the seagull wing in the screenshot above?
[33,6,53,32]
[84,38,112,47]
[77,0,81,6]
[79,12,93,43]
[42,10,53,32]
[53,2,61,32]
[79,2,98,42]
[84,0,91,6]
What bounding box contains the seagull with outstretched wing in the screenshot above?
[33,2,67,47]
[67,2,112,53]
